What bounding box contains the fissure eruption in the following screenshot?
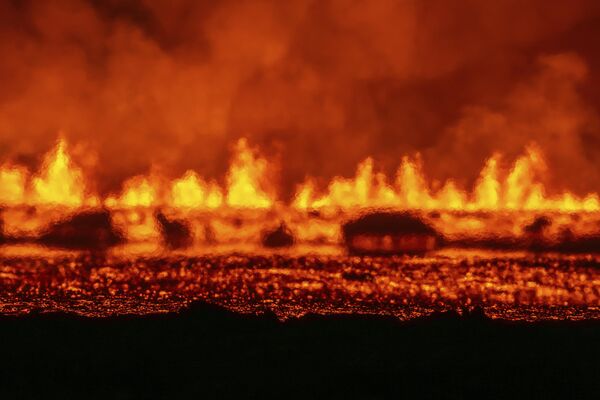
[1,137,598,213]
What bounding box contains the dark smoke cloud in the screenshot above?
[0,0,600,198]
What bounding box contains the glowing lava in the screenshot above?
[0,139,97,207]
[0,166,26,205]
[0,137,599,213]
[170,171,223,209]
[294,145,600,212]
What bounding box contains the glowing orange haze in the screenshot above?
[0,138,598,213]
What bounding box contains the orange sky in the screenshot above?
[1,0,600,198]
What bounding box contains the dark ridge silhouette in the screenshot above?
[0,301,597,398]
[342,211,441,255]
[155,211,193,249]
[262,222,295,248]
[38,209,124,249]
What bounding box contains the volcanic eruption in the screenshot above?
[0,0,598,321]
[2,4,600,398]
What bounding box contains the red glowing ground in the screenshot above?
[0,246,598,321]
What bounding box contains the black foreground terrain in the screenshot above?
[0,303,598,399]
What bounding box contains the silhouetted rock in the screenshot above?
[155,211,193,249]
[342,212,440,255]
[38,210,124,249]
[262,223,295,248]
[523,216,552,235]
[523,216,552,250]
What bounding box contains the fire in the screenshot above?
[103,138,273,210]
[170,171,223,209]
[0,139,96,207]
[0,166,26,205]
[105,176,157,208]
[31,139,95,207]
[0,136,598,213]
[473,156,500,209]
[296,158,398,209]
[225,138,273,209]
[293,145,600,212]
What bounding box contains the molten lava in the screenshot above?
[225,138,273,209]
[0,166,26,205]
[294,145,599,212]
[102,138,272,210]
[0,139,98,207]
[0,138,599,322]
[0,136,599,214]
[170,171,223,209]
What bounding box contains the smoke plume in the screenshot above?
[1,0,600,198]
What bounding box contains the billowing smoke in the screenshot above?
[0,0,599,198]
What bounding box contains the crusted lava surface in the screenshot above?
[0,247,598,321]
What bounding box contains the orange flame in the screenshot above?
[293,145,600,212]
[103,138,273,210]
[105,176,157,208]
[0,166,27,205]
[0,137,598,213]
[30,139,94,207]
[225,138,273,209]
[0,139,97,207]
[171,171,223,209]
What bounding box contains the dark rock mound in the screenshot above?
[342,211,440,255]
[262,222,295,248]
[343,212,438,237]
[38,210,124,249]
[155,211,193,249]
[523,216,552,235]
[522,216,553,250]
